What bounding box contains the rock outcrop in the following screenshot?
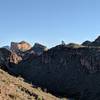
[10,52,22,64]
[10,41,32,53]
[32,43,47,55]
[10,41,32,62]
[10,42,47,60]
[0,48,22,71]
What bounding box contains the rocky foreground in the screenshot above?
[1,36,100,100]
[0,68,70,100]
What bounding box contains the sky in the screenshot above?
[0,0,100,47]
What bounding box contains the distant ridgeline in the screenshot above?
[82,36,100,47]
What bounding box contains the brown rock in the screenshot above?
[10,52,22,64]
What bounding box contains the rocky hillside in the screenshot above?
[0,68,69,100]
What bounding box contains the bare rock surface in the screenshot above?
[10,52,22,64]
[10,41,32,53]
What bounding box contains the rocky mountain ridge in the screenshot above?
[1,36,100,100]
[82,36,100,46]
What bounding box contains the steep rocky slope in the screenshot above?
[0,68,68,100]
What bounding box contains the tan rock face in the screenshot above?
[10,41,32,52]
[10,52,22,64]
[18,41,32,51]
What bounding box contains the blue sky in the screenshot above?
[0,0,99,47]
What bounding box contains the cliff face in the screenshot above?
[13,45,100,100]
[0,48,22,71]
[0,48,11,70]
[0,42,47,70]
[10,42,47,60]
[10,41,33,62]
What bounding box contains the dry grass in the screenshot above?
[0,69,66,100]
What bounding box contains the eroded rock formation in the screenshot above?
[10,41,32,53]
[10,52,22,64]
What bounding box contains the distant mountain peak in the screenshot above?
[32,43,47,55]
[94,36,100,43]
[10,41,32,52]
[82,36,100,46]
